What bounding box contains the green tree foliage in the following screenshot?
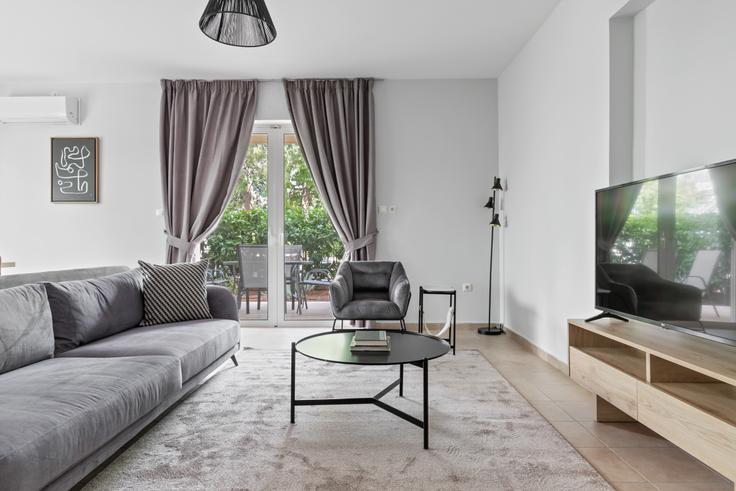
[612,179,732,302]
[228,144,268,210]
[203,140,344,283]
[610,182,658,264]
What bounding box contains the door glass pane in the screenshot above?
[283,133,344,321]
[202,134,269,321]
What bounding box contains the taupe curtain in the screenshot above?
[596,183,643,263]
[160,80,258,263]
[284,79,377,260]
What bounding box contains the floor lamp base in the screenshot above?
[477,324,504,336]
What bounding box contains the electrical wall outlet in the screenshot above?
[387,205,397,214]
[462,283,473,292]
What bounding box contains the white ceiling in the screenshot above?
[0,0,560,83]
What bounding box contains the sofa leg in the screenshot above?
[400,318,407,332]
[230,355,239,367]
[341,319,344,330]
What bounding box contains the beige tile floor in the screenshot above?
[241,325,734,491]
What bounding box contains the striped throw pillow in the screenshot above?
[138,260,212,326]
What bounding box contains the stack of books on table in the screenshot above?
[350,330,390,352]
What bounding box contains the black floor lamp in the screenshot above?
[478,177,504,336]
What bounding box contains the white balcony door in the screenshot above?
[251,122,336,327]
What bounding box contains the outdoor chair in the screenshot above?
[684,249,722,317]
[284,244,304,312]
[236,245,268,314]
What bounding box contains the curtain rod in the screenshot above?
[258,77,384,82]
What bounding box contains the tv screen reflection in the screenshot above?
[595,161,736,345]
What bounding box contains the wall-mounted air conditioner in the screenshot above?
[0,96,79,125]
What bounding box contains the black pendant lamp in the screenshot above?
[199,0,277,47]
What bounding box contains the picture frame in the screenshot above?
[50,137,99,203]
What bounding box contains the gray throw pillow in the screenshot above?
[0,284,54,374]
[45,270,144,354]
[138,260,212,326]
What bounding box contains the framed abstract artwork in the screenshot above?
[51,137,99,203]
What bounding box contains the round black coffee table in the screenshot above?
[290,330,451,449]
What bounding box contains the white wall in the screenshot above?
[0,83,164,274]
[498,0,736,363]
[0,79,498,323]
[633,0,736,177]
[255,81,290,121]
[498,0,626,363]
[373,80,498,323]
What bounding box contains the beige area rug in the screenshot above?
[84,349,610,490]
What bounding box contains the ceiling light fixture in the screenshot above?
[199,0,277,47]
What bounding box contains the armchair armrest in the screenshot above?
[207,285,239,322]
[329,274,352,312]
[390,279,411,317]
[388,262,411,317]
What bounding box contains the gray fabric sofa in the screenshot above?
[329,261,411,330]
[0,266,241,491]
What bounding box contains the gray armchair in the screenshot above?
[329,261,411,331]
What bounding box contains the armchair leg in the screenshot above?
[332,318,338,331]
[245,288,250,314]
[341,319,344,330]
[257,290,261,310]
[230,355,239,367]
[400,318,407,332]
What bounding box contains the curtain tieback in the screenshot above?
[165,233,192,251]
[345,232,377,252]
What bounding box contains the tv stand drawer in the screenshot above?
[569,346,638,418]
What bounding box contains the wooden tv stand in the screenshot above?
[568,318,736,486]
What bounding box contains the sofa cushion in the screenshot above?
[0,356,181,491]
[45,269,144,354]
[59,319,240,382]
[138,260,212,326]
[0,284,54,374]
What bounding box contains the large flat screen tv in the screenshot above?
[595,159,736,346]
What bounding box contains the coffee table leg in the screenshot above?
[423,357,429,449]
[290,342,296,424]
[399,363,404,396]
